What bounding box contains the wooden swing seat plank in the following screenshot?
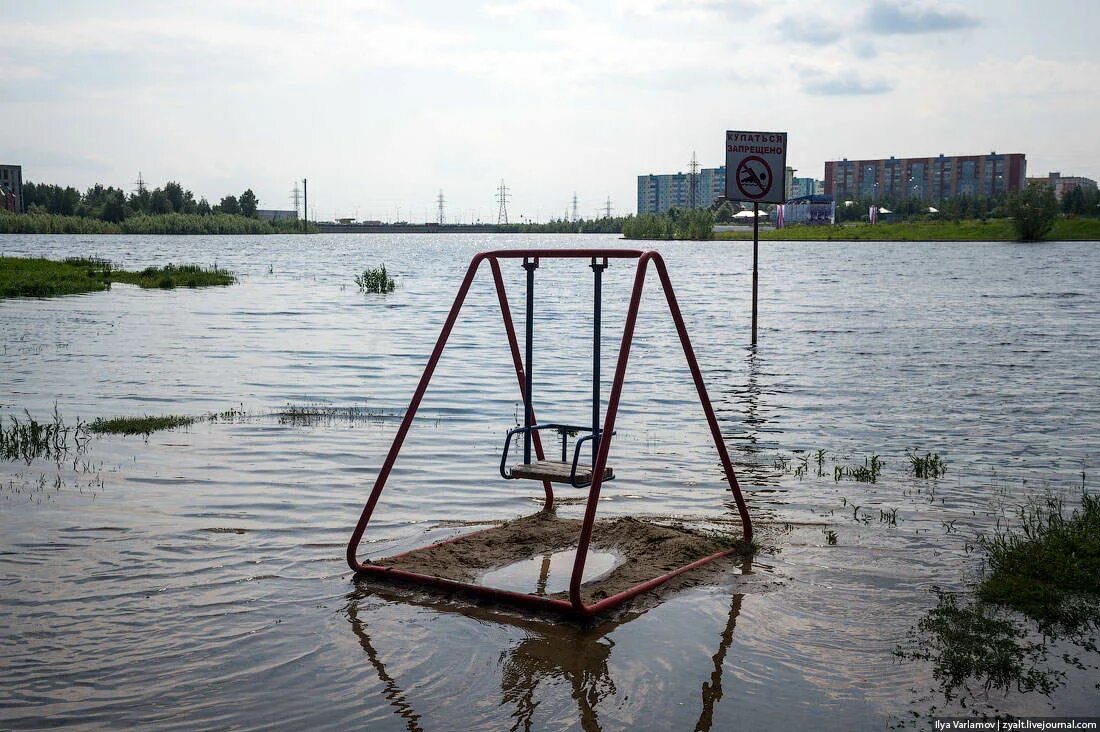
[509,460,614,485]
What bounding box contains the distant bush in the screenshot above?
[0,212,314,235]
[622,208,714,240]
[1007,183,1059,241]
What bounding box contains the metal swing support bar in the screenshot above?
[346,249,753,618]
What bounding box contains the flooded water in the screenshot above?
[1,233,1098,729]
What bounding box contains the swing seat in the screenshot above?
[500,423,616,488]
[509,459,614,486]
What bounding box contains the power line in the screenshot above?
[290,182,302,217]
[436,190,445,225]
[571,191,578,222]
[689,151,699,209]
[496,180,510,225]
[603,196,613,219]
[133,171,146,196]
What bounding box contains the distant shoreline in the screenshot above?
[713,218,1100,242]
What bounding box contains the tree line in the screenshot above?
[21,180,267,223]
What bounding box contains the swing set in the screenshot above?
[347,249,752,618]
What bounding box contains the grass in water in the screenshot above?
[355,264,395,294]
[1,256,234,298]
[909,451,947,479]
[978,490,1100,632]
[834,454,884,483]
[1,406,89,463]
[111,263,235,289]
[896,485,1100,704]
[88,415,196,436]
[1,256,112,298]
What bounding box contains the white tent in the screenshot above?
[732,209,768,218]
[926,206,939,213]
[876,206,893,214]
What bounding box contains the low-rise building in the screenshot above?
[1,164,24,213]
[256,209,298,222]
[1026,172,1098,200]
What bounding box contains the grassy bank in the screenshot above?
[1,256,234,298]
[0,212,315,235]
[716,217,1100,242]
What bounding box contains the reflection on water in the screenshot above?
[480,549,620,596]
[348,553,751,732]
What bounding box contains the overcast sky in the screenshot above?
[2,0,1097,222]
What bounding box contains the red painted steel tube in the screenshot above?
[490,257,553,507]
[478,249,645,260]
[567,251,753,615]
[347,254,488,571]
[651,254,753,543]
[567,255,651,611]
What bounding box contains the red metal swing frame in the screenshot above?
[347,249,753,618]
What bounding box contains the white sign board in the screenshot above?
[725,130,788,204]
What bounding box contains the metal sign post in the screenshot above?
[725,130,788,346]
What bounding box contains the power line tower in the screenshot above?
[290,182,302,218]
[689,151,699,209]
[571,192,578,222]
[436,190,445,225]
[603,196,613,219]
[133,171,147,196]
[495,180,510,225]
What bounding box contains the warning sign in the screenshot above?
[725,130,788,204]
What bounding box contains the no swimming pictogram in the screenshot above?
[725,129,787,204]
[735,156,771,200]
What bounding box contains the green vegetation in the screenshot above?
[1,407,88,463]
[0,256,234,298]
[908,451,947,479]
[111,263,235,289]
[497,216,626,234]
[1007,182,1060,241]
[0,211,313,235]
[3,178,315,234]
[978,490,1100,631]
[622,208,714,240]
[834,454,884,483]
[355,264,396,294]
[897,488,1100,702]
[1,256,112,298]
[88,415,196,436]
[715,217,1100,242]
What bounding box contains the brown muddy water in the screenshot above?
[1,234,1098,729]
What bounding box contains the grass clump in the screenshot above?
[0,256,112,298]
[111,263,235,289]
[88,414,196,436]
[0,256,234,298]
[1,407,88,463]
[978,490,1100,631]
[355,264,395,294]
[909,451,947,479]
[834,454,884,483]
[897,487,1100,704]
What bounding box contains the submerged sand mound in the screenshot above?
[374,511,752,605]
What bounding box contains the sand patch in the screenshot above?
[373,511,751,605]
